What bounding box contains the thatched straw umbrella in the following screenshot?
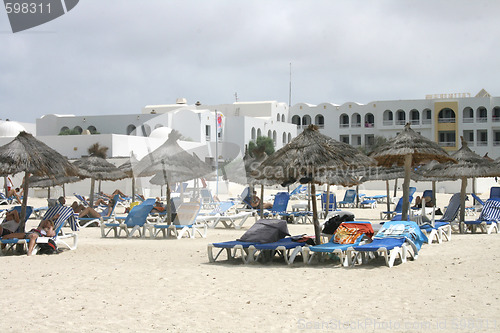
[423,137,500,232]
[253,125,373,243]
[73,156,127,206]
[0,131,79,231]
[135,130,213,223]
[118,154,139,200]
[29,174,81,199]
[371,123,456,221]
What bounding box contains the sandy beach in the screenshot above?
[1,190,499,333]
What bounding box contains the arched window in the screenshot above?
[267,130,272,138]
[302,115,312,127]
[277,113,280,122]
[351,113,361,127]
[126,124,136,135]
[383,110,393,125]
[315,114,325,128]
[364,113,374,127]
[272,130,277,144]
[438,108,456,123]
[87,126,97,134]
[251,127,256,140]
[409,109,420,125]
[288,133,291,143]
[493,106,500,122]
[257,129,262,137]
[60,126,69,133]
[281,114,285,122]
[477,106,487,122]
[73,126,82,134]
[291,115,301,126]
[463,107,474,123]
[282,132,287,144]
[422,109,432,124]
[395,110,406,125]
[339,114,349,128]
[141,124,151,136]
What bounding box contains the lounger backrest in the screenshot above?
[478,199,500,221]
[343,189,356,202]
[270,192,290,213]
[12,206,33,225]
[441,193,460,222]
[200,189,212,202]
[409,187,417,197]
[124,201,155,227]
[471,193,485,206]
[173,202,201,225]
[490,187,500,199]
[290,185,305,196]
[42,206,77,235]
[321,193,336,212]
[394,195,413,213]
[212,201,235,215]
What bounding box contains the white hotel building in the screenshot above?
[1,90,499,196]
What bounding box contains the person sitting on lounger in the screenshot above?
[100,190,127,200]
[7,188,22,204]
[0,209,20,237]
[1,215,58,255]
[413,196,434,209]
[250,191,273,209]
[151,198,166,213]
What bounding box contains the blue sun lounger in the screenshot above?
[207,240,259,263]
[247,237,310,265]
[303,221,374,266]
[346,220,427,268]
[464,198,500,234]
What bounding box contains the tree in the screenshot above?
[248,136,274,157]
[88,142,108,158]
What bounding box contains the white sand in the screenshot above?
[1,192,499,332]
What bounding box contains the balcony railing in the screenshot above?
[395,120,406,125]
[493,116,500,122]
[410,119,420,125]
[351,123,361,128]
[438,117,456,123]
[421,119,432,125]
[383,120,393,126]
[493,141,500,146]
[476,117,488,123]
[463,117,474,123]
[438,141,456,147]
[339,123,349,128]
[477,141,488,146]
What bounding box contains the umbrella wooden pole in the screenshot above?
[47,187,51,200]
[393,178,398,198]
[132,177,136,201]
[386,180,391,213]
[311,183,321,244]
[89,178,96,207]
[325,184,331,218]
[260,184,264,219]
[63,184,66,198]
[166,182,172,224]
[355,185,360,208]
[3,176,8,198]
[401,155,412,221]
[459,177,467,233]
[19,171,30,232]
[472,178,477,206]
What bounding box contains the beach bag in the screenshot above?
[237,219,290,243]
[37,239,58,255]
[322,211,355,234]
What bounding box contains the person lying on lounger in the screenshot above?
[1,215,58,256]
[74,199,115,220]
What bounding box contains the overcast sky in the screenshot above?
[1,0,498,123]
